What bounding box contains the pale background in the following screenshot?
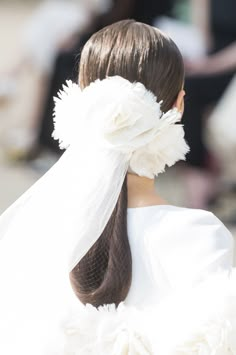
[0,1,235,262]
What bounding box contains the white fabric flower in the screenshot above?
[53,76,189,178]
[129,109,189,178]
[175,320,233,355]
[53,80,82,149]
[64,304,152,355]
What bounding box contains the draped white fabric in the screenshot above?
[0,77,189,353]
[0,142,130,353]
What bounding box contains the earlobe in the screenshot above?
[174,90,185,114]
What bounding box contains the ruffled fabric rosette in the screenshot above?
[53,76,189,178]
[64,270,236,355]
[64,304,152,355]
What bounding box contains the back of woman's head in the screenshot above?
[79,19,184,112]
[70,20,184,308]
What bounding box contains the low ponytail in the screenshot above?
[70,19,185,307]
[70,176,132,307]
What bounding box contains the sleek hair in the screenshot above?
[70,20,184,307]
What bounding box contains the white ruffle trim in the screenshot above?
[64,304,152,355]
[63,271,236,355]
[53,77,189,178]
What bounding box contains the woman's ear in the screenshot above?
[173,89,185,114]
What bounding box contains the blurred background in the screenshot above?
[0,0,236,245]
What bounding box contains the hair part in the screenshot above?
[70,20,184,307]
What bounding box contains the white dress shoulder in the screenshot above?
[126,205,234,307]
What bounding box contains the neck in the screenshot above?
[127,173,167,208]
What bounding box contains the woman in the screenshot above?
[0,20,235,354]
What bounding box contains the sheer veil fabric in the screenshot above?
[0,144,129,354]
[0,76,189,353]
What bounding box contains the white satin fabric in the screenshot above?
[126,205,234,307]
[64,205,235,354]
[0,203,233,354]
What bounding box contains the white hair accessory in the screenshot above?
[0,76,188,354]
[53,76,189,178]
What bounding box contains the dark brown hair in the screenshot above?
[70,20,184,307]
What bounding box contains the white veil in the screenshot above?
[0,77,189,354]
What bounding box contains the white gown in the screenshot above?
[0,204,235,354]
[63,206,235,355]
